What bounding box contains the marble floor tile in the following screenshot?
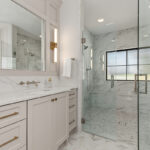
[59,132,137,150]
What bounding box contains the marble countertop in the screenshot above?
[0,86,77,107]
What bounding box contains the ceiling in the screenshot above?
[84,0,138,35]
[0,0,42,36]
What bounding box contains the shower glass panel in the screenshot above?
[139,0,150,149]
[82,29,138,147]
[82,31,117,140]
[82,0,138,149]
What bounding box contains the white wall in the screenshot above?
[60,0,82,130]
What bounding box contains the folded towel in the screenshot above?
[62,58,72,78]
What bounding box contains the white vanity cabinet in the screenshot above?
[0,89,77,150]
[28,92,69,150]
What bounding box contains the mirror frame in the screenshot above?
[0,0,52,76]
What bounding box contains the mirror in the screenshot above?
[0,0,46,71]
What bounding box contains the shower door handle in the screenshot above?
[135,74,148,94]
[111,75,114,88]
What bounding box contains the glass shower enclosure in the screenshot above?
[82,0,150,149]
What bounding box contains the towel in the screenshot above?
[62,58,72,78]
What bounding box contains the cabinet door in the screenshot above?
[28,96,54,150]
[55,93,69,147]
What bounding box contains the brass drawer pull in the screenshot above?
[54,98,58,101]
[0,112,19,120]
[69,105,75,109]
[0,136,19,148]
[69,120,75,125]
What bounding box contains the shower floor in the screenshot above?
[82,106,137,145]
[59,132,137,150]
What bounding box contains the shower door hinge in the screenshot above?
[81,38,86,44]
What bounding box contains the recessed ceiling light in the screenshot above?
[97,18,104,23]
[148,5,150,8]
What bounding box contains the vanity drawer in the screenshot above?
[69,97,76,108]
[69,110,77,132]
[69,89,77,132]
[69,89,77,99]
[0,102,26,128]
[0,120,26,150]
[69,109,76,122]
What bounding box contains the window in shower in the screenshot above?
[106,49,138,81]
[107,48,150,81]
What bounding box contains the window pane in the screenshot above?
[139,48,150,65]
[139,65,150,80]
[128,50,137,65]
[107,52,116,66]
[107,51,126,66]
[116,51,126,65]
[107,66,126,80]
[127,66,137,80]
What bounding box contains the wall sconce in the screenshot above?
[50,42,57,50]
[50,28,58,63]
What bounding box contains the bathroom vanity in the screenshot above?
[0,88,77,150]
[0,0,78,149]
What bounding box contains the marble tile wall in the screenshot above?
[92,27,138,107]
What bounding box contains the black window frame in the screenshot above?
[106,48,139,81]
